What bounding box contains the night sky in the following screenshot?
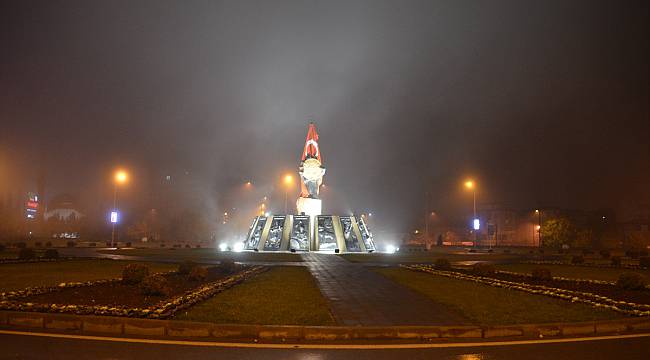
[1,0,648,234]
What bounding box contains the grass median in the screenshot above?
[375,267,624,325]
[340,251,521,264]
[0,260,176,291]
[97,248,303,263]
[174,266,335,326]
[495,263,650,282]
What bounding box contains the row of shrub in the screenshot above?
[1,242,56,250]
[121,259,241,297]
[15,248,59,260]
[158,243,202,249]
[568,254,650,268]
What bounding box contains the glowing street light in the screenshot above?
[464,179,478,245]
[111,169,129,248]
[115,170,128,184]
[535,209,542,247]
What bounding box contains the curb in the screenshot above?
[1,310,649,341]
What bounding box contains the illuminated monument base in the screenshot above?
[244,214,375,253]
[296,197,321,218]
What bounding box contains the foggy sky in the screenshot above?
[1,0,649,233]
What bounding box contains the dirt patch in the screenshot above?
[20,267,236,308]
[465,270,650,305]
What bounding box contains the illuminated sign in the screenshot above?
[473,218,480,230]
[25,192,39,220]
[110,211,119,224]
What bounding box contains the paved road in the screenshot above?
[302,253,468,325]
[0,332,648,359]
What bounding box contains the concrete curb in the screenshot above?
[1,310,649,341]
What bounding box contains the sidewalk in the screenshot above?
[302,253,468,326]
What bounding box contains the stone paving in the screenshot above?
[302,253,468,326]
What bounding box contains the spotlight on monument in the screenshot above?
[233,242,244,252]
[219,243,228,252]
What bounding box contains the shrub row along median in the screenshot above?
[403,265,650,317]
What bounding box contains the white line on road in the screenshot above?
[0,329,649,350]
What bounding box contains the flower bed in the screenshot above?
[496,270,617,286]
[0,266,267,319]
[403,264,650,317]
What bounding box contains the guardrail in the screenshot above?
[1,310,649,341]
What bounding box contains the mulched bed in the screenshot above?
[461,270,650,305]
[20,267,234,308]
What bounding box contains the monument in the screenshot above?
[244,123,375,253]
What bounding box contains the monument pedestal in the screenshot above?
[296,197,322,217]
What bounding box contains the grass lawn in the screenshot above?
[375,267,624,325]
[495,263,650,282]
[0,249,19,259]
[175,266,335,326]
[0,260,177,292]
[340,251,521,264]
[97,248,303,263]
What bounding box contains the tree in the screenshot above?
[541,217,577,248]
[127,220,149,241]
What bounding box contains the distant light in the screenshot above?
[473,218,480,230]
[264,212,270,217]
[535,209,539,214]
[284,174,293,184]
[246,181,252,186]
[414,229,419,234]
[368,212,372,217]
[110,211,119,224]
[224,212,228,216]
[115,170,128,184]
[602,216,606,220]
[219,243,228,252]
[536,225,541,230]
[233,242,244,252]
[385,244,397,254]
[464,180,474,189]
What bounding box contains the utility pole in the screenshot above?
[111,183,117,248]
[424,191,429,249]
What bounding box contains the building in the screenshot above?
[43,194,85,239]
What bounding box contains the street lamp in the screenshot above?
[283,174,293,214]
[464,180,478,246]
[111,170,128,248]
[535,209,542,247]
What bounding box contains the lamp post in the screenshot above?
[111,170,128,248]
[535,209,542,247]
[283,174,293,214]
[465,180,477,246]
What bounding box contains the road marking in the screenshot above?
[0,329,648,350]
